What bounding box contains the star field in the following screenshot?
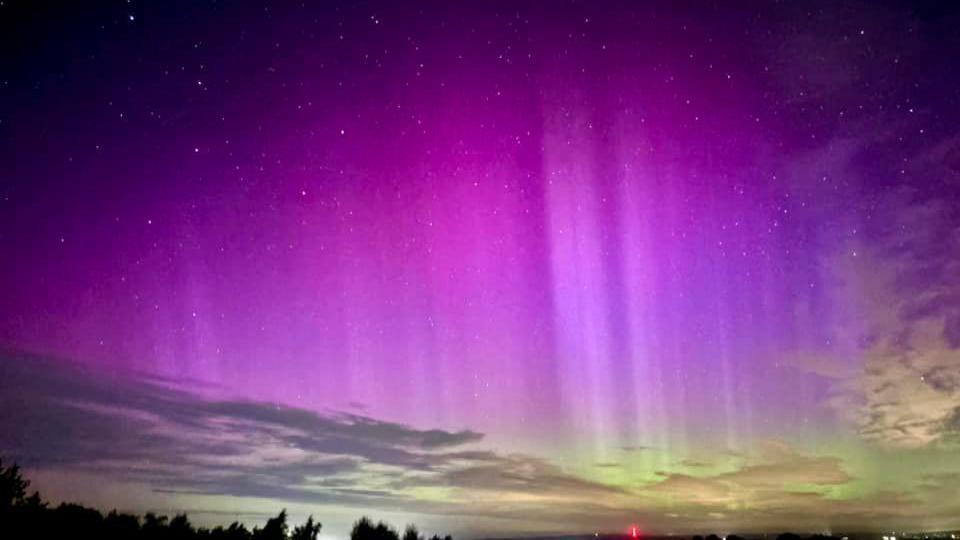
[2,1,960,537]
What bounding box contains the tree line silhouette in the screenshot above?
[696,532,835,540]
[0,459,453,540]
[2,459,864,540]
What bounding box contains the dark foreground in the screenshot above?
[0,460,448,540]
[3,461,957,540]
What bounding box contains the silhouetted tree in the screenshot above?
[171,513,197,539]
[705,534,722,540]
[0,461,46,538]
[57,502,104,527]
[292,516,322,540]
[143,512,170,540]
[0,459,446,540]
[104,509,141,539]
[777,533,802,540]
[374,520,400,540]
[352,516,401,540]
[254,509,288,540]
[0,459,29,511]
[353,516,378,540]
[403,524,423,540]
[207,522,253,540]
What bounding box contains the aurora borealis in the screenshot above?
[2,0,960,537]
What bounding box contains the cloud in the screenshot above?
[854,327,960,448]
[815,221,960,449]
[0,354,476,499]
[0,353,623,520]
[646,439,851,508]
[786,131,960,449]
[677,459,712,469]
[3,353,960,534]
[439,454,629,498]
[635,440,960,532]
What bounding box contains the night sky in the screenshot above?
[2,0,960,537]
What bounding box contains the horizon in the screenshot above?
[3,453,960,539]
[2,0,960,538]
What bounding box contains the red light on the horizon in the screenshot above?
[630,525,640,539]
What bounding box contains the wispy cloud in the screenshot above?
[0,354,623,522]
[787,132,960,449]
[646,439,851,507]
[3,353,960,534]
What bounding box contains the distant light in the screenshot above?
[630,526,640,539]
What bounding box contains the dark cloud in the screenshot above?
[436,454,629,497]
[677,459,711,469]
[0,353,618,512]
[0,353,487,501]
[3,353,959,533]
